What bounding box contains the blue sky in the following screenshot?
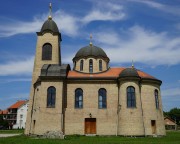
[0,0,180,111]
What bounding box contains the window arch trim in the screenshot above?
[42,43,52,60]
[99,60,102,71]
[98,88,107,109]
[155,89,159,109]
[75,88,83,109]
[127,86,136,108]
[47,86,56,108]
[80,60,84,71]
[89,59,93,73]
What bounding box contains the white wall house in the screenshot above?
[13,101,29,129]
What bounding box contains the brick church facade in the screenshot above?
[25,6,165,136]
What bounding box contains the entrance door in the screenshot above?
[151,120,156,134]
[85,118,96,134]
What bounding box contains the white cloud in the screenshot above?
[162,88,180,97]
[161,87,180,111]
[129,0,180,16]
[0,18,43,37]
[54,10,79,36]
[83,2,125,23]
[94,25,180,66]
[0,56,34,76]
[0,78,31,83]
[0,1,126,37]
[0,11,79,37]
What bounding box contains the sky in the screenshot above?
[0,0,180,111]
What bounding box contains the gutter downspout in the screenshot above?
[139,80,146,136]
[116,80,120,136]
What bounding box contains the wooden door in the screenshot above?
[85,118,96,134]
[151,120,156,134]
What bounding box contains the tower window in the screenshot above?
[99,60,102,71]
[98,88,107,109]
[89,59,93,73]
[155,90,159,109]
[127,86,136,108]
[80,60,83,71]
[42,43,52,60]
[75,88,83,108]
[47,86,56,108]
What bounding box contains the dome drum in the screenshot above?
[73,45,109,62]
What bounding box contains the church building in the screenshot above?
[25,5,165,136]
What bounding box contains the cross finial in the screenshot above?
[48,3,52,20]
[90,34,93,46]
[132,60,134,69]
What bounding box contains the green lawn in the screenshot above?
[0,129,24,134]
[0,131,180,144]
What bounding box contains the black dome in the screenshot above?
[119,68,139,78]
[41,19,59,33]
[73,45,109,61]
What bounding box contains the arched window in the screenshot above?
[155,90,159,109]
[47,86,56,108]
[99,60,102,71]
[89,59,93,73]
[98,88,107,109]
[80,60,83,71]
[127,86,136,108]
[42,43,52,60]
[75,88,83,108]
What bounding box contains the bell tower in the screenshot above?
[32,3,61,82]
[25,3,62,134]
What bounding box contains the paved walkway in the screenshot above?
[0,134,21,137]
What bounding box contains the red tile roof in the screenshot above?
[0,109,8,114]
[67,67,158,80]
[8,100,27,109]
[68,67,125,78]
[137,70,156,79]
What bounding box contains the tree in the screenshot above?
[0,115,9,129]
[169,108,180,125]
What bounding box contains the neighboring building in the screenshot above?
[13,101,29,129]
[25,5,166,136]
[0,100,28,129]
[164,117,177,130]
[0,110,8,120]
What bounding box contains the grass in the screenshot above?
[0,131,180,144]
[0,129,24,134]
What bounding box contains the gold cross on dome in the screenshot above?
[90,34,93,46]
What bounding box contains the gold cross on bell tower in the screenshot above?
[48,3,52,20]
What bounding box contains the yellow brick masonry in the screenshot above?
[25,33,60,135]
[74,58,108,73]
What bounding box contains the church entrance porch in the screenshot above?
[85,118,96,135]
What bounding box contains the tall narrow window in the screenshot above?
[99,60,102,71]
[75,88,83,108]
[127,86,136,108]
[47,86,56,108]
[89,59,93,73]
[155,90,159,109]
[42,43,52,60]
[80,60,84,71]
[98,88,107,109]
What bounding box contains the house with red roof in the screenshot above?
[164,117,177,130]
[0,100,28,129]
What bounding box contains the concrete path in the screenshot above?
[0,134,21,137]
